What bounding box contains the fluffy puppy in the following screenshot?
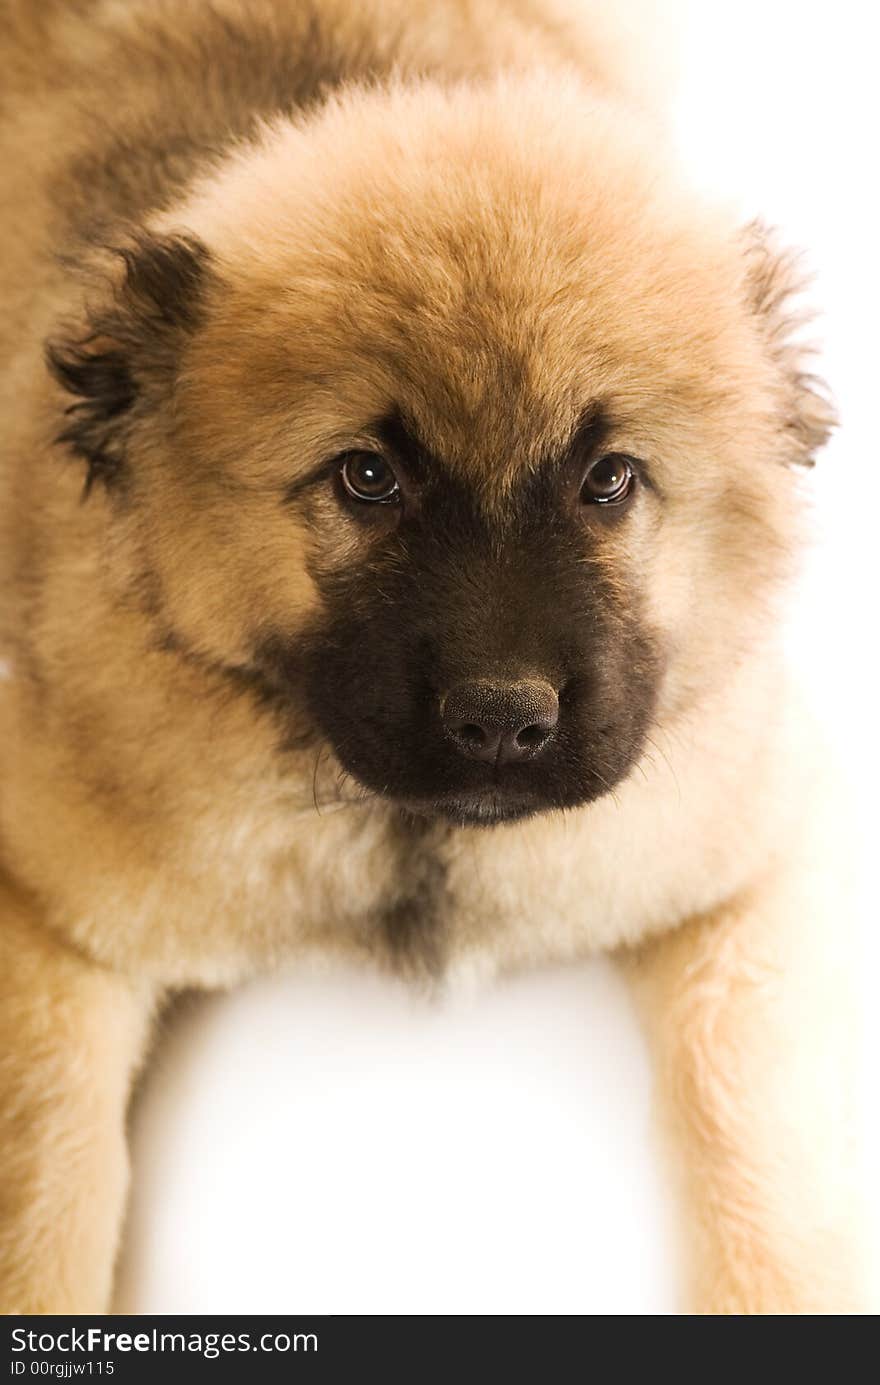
[0,0,863,1313]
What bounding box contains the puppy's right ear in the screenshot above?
[46,232,214,495]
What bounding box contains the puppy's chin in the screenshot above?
[399,790,552,828]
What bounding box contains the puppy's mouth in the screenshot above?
[401,789,547,828]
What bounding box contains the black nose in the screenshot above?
[441,679,559,764]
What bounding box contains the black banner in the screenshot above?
[1,1315,576,1378]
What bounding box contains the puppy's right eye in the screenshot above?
[339,452,400,504]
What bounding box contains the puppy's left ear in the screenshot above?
[741,219,836,466]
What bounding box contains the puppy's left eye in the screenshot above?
[339,452,401,504]
[581,454,637,505]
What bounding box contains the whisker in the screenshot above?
[645,732,682,804]
[311,743,326,816]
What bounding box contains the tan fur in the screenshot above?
[624,759,865,1314]
[0,0,863,1313]
[0,874,154,1313]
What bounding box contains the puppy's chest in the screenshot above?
[149,704,771,985]
[210,802,645,984]
[246,809,473,978]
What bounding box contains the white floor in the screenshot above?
[115,2,879,1315]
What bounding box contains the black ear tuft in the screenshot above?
[47,339,138,493]
[113,233,210,335]
[741,219,836,466]
[46,232,213,495]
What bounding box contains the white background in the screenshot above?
[114,1,879,1314]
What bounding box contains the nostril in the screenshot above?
[515,723,550,750]
[458,723,486,748]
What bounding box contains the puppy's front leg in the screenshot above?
[0,875,154,1314]
[623,860,866,1315]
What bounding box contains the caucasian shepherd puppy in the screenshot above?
[0,0,865,1314]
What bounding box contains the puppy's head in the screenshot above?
[49,75,832,826]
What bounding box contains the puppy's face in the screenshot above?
[50,78,832,826]
[282,405,663,824]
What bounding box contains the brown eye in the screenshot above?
[340,452,400,504]
[581,454,636,505]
